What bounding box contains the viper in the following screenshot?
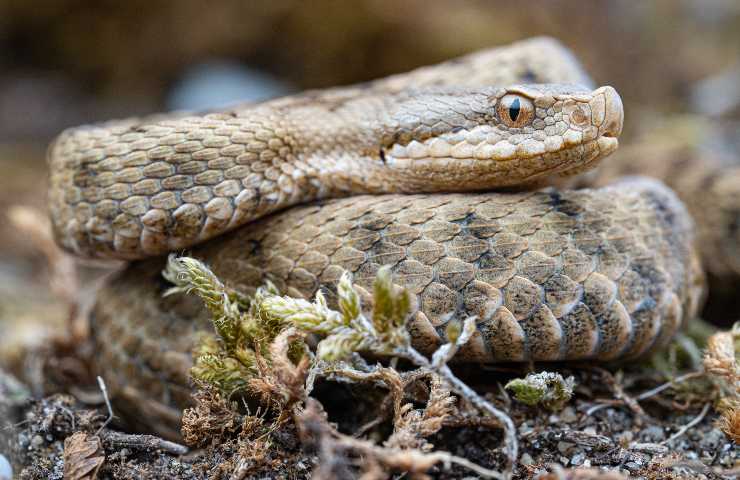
[47,37,704,439]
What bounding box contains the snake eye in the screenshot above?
[497,94,534,128]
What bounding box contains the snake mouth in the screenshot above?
[378,135,618,190]
[596,135,619,154]
[382,135,618,169]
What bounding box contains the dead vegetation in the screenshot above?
[164,255,517,478]
[2,242,738,479]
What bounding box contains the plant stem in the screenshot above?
[399,346,517,479]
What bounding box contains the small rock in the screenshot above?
[698,428,724,451]
[560,406,578,423]
[30,434,44,448]
[0,454,11,480]
[616,430,634,446]
[571,452,586,465]
[685,450,699,460]
[625,461,641,471]
[583,426,597,436]
[520,453,534,465]
[518,422,533,435]
[639,425,665,442]
[557,441,575,454]
[559,455,570,466]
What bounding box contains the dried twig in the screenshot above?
[321,364,405,425]
[99,430,188,455]
[598,368,646,419]
[95,376,113,435]
[635,371,705,402]
[92,375,188,455]
[395,323,518,477]
[660,403,711,445]
[585,369,646,420]
[298,398,504,479]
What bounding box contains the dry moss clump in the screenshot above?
[703,323,740,442]
[166,255,515,479]
[7,251,738,479]
[164,255,739,479]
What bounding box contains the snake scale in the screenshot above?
[47,37,704,439]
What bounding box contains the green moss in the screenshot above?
[163,255,300,397]
[163,257,413,396]
[505,372,575,410]
[262,267,411,361]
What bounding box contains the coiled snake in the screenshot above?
[47,37,704,438]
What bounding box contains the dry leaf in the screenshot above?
[63,432,104,480]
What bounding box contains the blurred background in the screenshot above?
[0,0,739,355]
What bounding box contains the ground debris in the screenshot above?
[506,372,575,411]
[4,266,739,479]
[62,432,104,480]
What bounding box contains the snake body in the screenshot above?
[46,37,704,438]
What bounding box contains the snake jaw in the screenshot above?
[381,84,624,187]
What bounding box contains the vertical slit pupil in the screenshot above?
[509,98,521,122]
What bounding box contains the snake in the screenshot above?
[46,37,704,439]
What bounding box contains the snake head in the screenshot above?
[379,84,623,189]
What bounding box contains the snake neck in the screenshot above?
[48,83,622,260]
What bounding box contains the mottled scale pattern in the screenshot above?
[92,179,703,439]
[48,36,618,261]
[574,127,740,281]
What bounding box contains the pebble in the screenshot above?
[639,425,665,442]
[698,428,724,451]
[616,430,634,445]
[571,452,586,465]
[557,441,575,454]
[30,435,44,448]
[559,406,578,423]
[0,454,11,480]
[518,422,533,435]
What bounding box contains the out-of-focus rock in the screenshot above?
[168,61,291,111]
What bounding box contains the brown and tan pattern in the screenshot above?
[93,180,702,438]
[575,119,740,282]
[46,37,704,436]
[48,38,620,260]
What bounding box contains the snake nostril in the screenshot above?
[601,86,624,138]
[603,128,618,138]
